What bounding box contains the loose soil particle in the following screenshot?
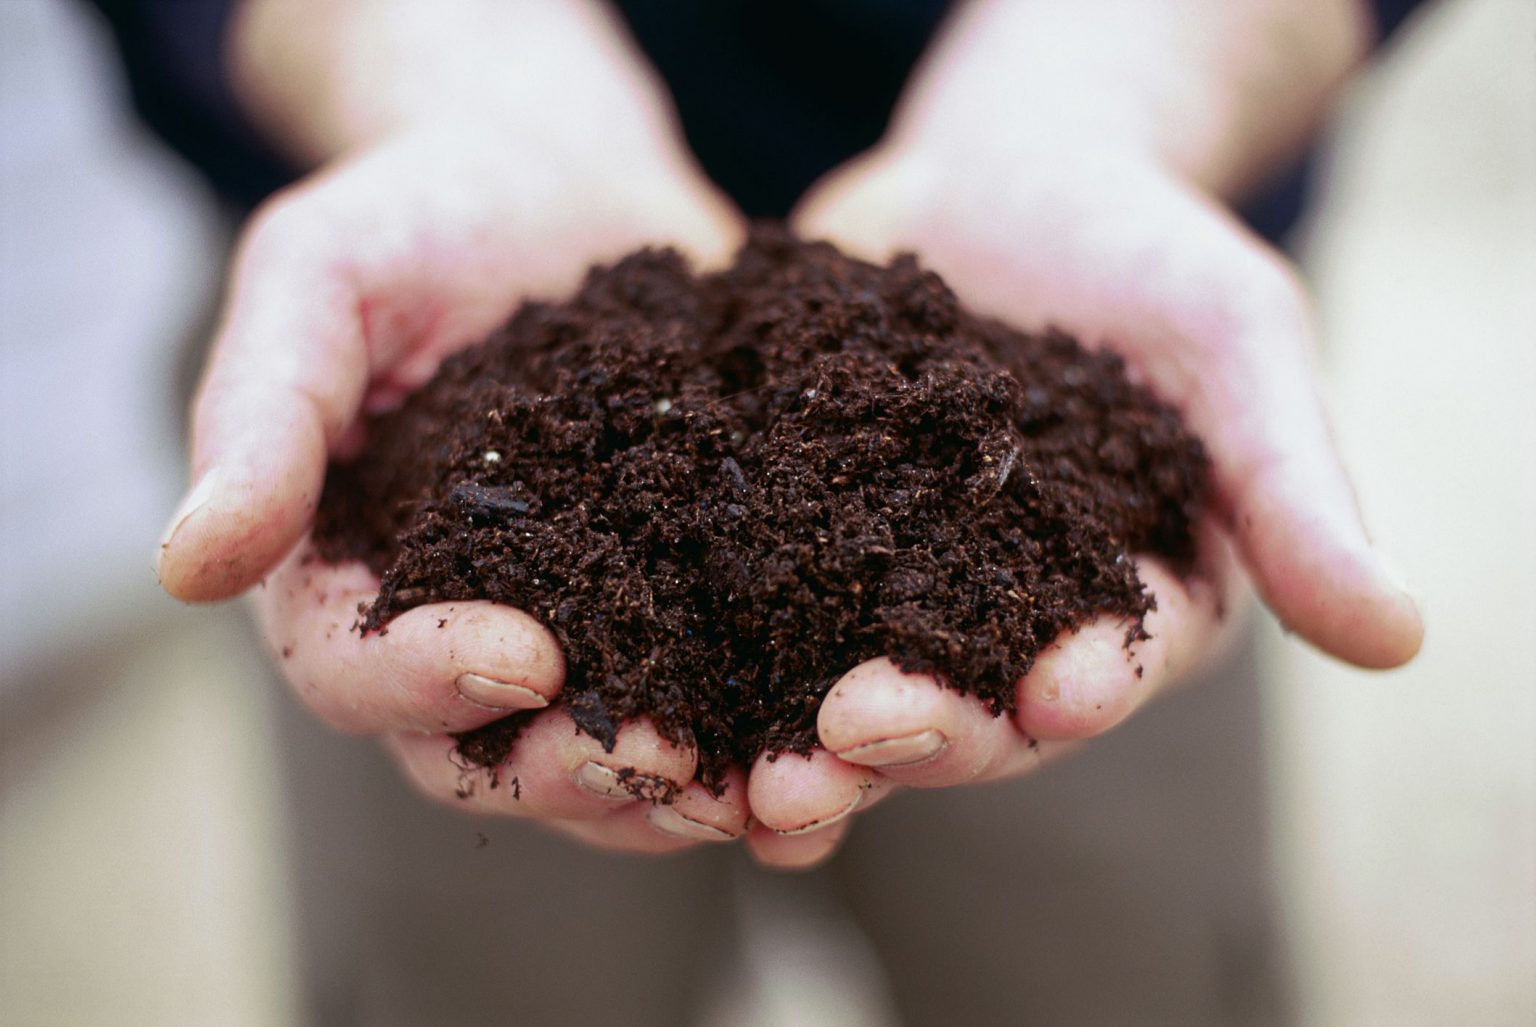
[313,230,1210,792]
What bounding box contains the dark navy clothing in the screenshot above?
[86,0,289,209]
[614,0,952,218]
[86,0,1429,238]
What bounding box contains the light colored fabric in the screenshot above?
[1271,1,1536,1022]
[0,0,221,685]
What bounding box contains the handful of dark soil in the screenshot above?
[314,230,1209,790]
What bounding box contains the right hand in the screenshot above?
[157,0,755,856]
[158,123,757,854]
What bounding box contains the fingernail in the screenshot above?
[774,791,862,836]
[574,761,633,801]
[647,804,735,841]
[155,472,218,574]
[836,729,948,767]
[1374,549,1417,600]
[455,673,550,712]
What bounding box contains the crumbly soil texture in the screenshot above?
[314,230,1210,791]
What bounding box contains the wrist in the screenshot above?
[886,0,1371,201]
[230,0,688,173]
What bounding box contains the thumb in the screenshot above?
[1159,200,1424,668]
[156,197,367,602]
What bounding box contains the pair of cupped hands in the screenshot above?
[156,23,1420,871]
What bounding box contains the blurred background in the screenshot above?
[1,0,1531,1023]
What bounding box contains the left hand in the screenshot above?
[740,127,1420,871]
[735,0,1423,870]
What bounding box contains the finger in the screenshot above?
[746,747,894,836]
[389,735,712,855]
[499,710,700,820]
[387,711,698,821]
[645,767,751,843]
[817,658,1029,787]
[545,811,702,856]
[1015,555,1225,741]
[387,732,524,813]
[745,816,854,871]
[491,710,697,820]
[255,545,563,734]
[551,768,751,853]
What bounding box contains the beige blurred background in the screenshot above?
[1,0,1532,1024]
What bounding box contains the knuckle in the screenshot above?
[237,186,337,273]
[1221,250,1312,343]
[1245,254,1310,328]
[1169,245,1311,356]
[240,192,305,257]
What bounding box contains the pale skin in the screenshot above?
[158,0,1422,869]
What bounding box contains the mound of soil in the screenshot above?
[313,230,1209,791]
